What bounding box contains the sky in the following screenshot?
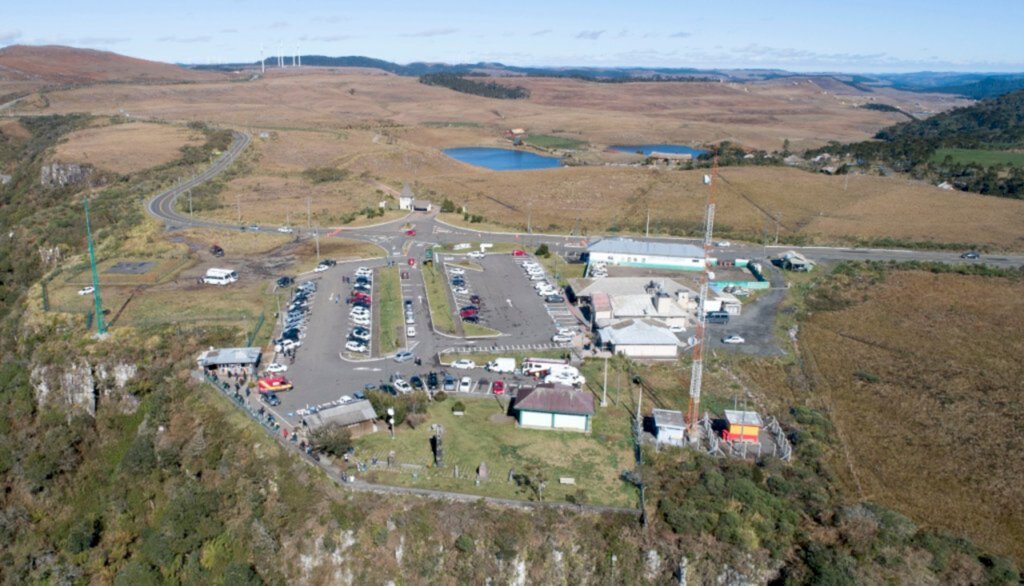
[2,0,1023,73]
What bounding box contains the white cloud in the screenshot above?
[531,29,552,37]
[576,30,605,40]
[158,35,212,44]
[402,28,459,38]
[669,31,691,38]
[0,29,22,45]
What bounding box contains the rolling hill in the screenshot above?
[0,45,222,83]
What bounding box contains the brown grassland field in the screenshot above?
[739,269,1024,561]
[53,120,204,174]
[21,69,1023,249]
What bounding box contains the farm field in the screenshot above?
[53,121,203,174]
[354,397,636,507]
[769,269,1024,561]
[930,147,1024,167]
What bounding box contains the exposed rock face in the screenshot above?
[40,162,91,188]
[31,360,137,417]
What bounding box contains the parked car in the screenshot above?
[544,295,565,303]
[460,308,478,319]
[265,362,288,374]
[491,380,505,395]
[319,259,337,267]
[459,376,473,392]
[406,325,416,337]
[247,224,260,231]
[394,351,414,363]
[960,251,981,260]
[345,341,368,353]
[443,373,456,391]
[460,305,479,312]
[277,226,294,233]
[722,335,746,344]
[468,251,485,259]
[77,286,95,296]
[393,378,413,393]
[451,277,466,287]
[462,315,480,323]
[552,334,574,344]
[274,339,301,353]
[410,375,424,390]
[351,316,370,326]
[261,391,281,407]
[405,314,415,325]
[314,264,329,273]
[427,372,439,390]
[210,244,225,257]
[452,287,470,295]
[451,359,476,370]
[276,276,294,287]
[350,307,370,317]
[405,229,416,236]
[469,294,481,305]
[512,249,526,257]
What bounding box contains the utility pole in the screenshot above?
[314,222,321,263]
[236,194,241,222]
[306,196,311,230]
[774,211,782,245]
[84,196,107,336]
[602,355,609,407]
[645,208,651,238]
[527,201,532,235]
[188,189,193,217]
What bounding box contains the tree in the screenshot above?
[309,424,353,457]
[535,243,550,258]
[513,463,548,501]
[440,198,457,213]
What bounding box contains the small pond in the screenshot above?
[610,144,707,157]
[443,147,562,171]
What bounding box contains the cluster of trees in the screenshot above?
[419,73,530,100]
[807,89,1024,198]
[302,166,349,183]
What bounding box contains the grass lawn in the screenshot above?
[375,266,404,354]
[462,323,501,337]
[930,148,1024,167]
[422,263,457,335]
[536,252,586,287]
[525,134,588,150]
[353,398,636,506]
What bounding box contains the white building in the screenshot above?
[653,409,686,446]
[598,318,680,359]
[514,384,594,432]
[587,238,705,271]
[398,183,414,211]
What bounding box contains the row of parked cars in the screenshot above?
[273,280,317,353]
[448,265,483,324]
[367,371,499,396]
[346,267,374,353]
[519,260,573,343]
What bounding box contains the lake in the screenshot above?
[443,147,562,171]
[611,144,707,157]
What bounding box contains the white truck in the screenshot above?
[485,357,516,374]
[202,268,238,285]
[544,371,586,387]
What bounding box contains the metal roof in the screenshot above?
[588,238,704,259]
[575,277,694,299]
[653,409,686,429]
[197,347,261,366]
[306,399,378,429]
[724,410,763,426]
[599,319,680,347]
[514,384,594,416]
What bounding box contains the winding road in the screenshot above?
[145,129,1024,270]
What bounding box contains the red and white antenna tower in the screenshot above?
[687,156,719,439]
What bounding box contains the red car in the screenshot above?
[492,380,505,395]
[258,376,293,393]
[512,249,526,257]
[459,308,478,319]
[405,229,416,236]
[352,292,371,302]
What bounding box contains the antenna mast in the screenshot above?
[686,156,719,439]
[260,45,265,73]
[84,196,107,336]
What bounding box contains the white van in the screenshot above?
[203,268,238,285]
[485,357,516,374]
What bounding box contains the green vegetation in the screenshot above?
[302,166,350,183]
[534,243,550,257]
[309,424,354,457]
[419,73,530,100]
[354,399,635,506]
[809,89,1024,197]
[422,263,456,334]
[375,266,403,354]
[536,251,586,287]
[462,323,501,337]
[524,134,587,150]
[930,148,1024,167]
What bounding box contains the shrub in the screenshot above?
[451,401,466,413]
[455,534,476,553]
[440,199,457,213]
[309,424,353,457]
[433,390,448,402]
[535,243,550,257]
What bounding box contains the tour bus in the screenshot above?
[203,268,238,285]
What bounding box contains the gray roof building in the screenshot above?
[196,347,262,368]
[653,409,686,429]
[588,238,704,259]
[306,399,378,430]
[598,319,680,347]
